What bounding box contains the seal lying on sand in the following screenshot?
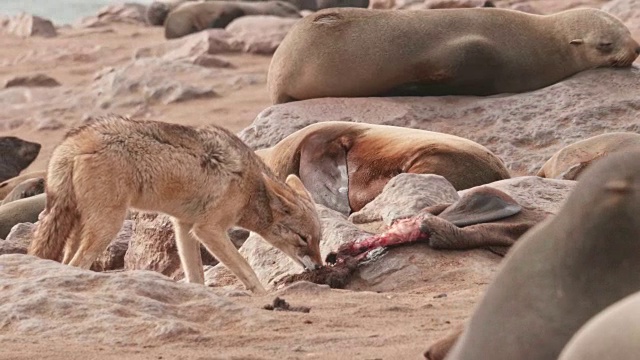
[255,121,510,215]
[1,177,45,206]
[164,0,301,39]
[445,150,640,360]
[146,0,193,26]
[268,7,640,104]
[0,193,45,240]
[424,324,465,360]
[558,290,640,360]
[0,137,41,183]
[537,132,640,180]
[0,170,46,200]
[280,186,548,288]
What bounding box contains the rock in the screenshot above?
[225,16,300,55]
[91,58,219,109]
[134,29,240,61]
[349,174,460,225]
[91,220,133,272]
[208,204,370,289]
[509,3,542,14]
[0,13,57,38]
[191,54,233,69]
[77,2,148,28]
[459,176,576,214]
[239,68,640,176]
[3,74,61,88]
[346,244,501,292]
[0,223,35,254]
[423,0,493,8]
[0,254,271,345]
[369,0,396,9]
[34,117,64,131]
[602,0,640,41]
[124,212,219,280]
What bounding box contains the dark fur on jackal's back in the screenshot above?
[0,137,41,183]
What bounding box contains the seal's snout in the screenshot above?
[635,46,640,55]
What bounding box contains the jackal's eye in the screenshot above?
[294,231,308,244]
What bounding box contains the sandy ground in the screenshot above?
[0,275,487,360]
[0,23,272,173]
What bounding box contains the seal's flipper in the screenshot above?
[299,132,351,215]
[439,186,521,227]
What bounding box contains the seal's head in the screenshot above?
[564,9,640,68]
[146,1,171,26]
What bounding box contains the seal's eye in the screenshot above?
[597,42,614,53]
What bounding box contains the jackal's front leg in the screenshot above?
[173,220,205,284]
[192,224,267,295]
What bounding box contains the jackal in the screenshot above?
[28,115,323,294]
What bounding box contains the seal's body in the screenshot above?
[268,7,640,104]
[558,291,640,360]
[446,150,640,360]
[537,132,640,180]
[256,121,510,214]
[165,0,301,39]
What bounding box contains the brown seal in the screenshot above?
[419,186,550,256]
[0,193,45,239]
[557,290,640,360]
[267,7,640,104]
[1,177,45,206]
[146,0,191,26]
[537,132,640,180]
[424,324,465,360]
[445,150,640,360]
[0,170,47,200]
[255,121,510,215]
[164,0,301,39]
[0,136,41,183]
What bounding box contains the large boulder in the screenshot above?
[0,13,57,38]
[124,212,219,280]
[225,16,299,55]
[0,254,270,345]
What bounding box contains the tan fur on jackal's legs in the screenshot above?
[62,226,81,264]
[66,155,129,269]
[68,206,127,268]
[172,220,205,284]
[192,223,267,295]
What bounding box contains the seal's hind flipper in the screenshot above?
[438,186,521,227]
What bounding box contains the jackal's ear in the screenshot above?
[285,174,313,201]
[254,147,273,163]
[263,173,297,211]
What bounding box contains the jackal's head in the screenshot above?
[263,173,323,270]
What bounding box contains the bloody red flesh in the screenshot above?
[331,214,432,264]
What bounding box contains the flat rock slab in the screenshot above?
[0,254,272,345]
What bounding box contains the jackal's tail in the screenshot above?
[28,144,79,261]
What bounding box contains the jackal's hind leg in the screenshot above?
[62,224,82,265]
[67,207,127,269]
[192,224,267,295]
[172,219,205,284]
